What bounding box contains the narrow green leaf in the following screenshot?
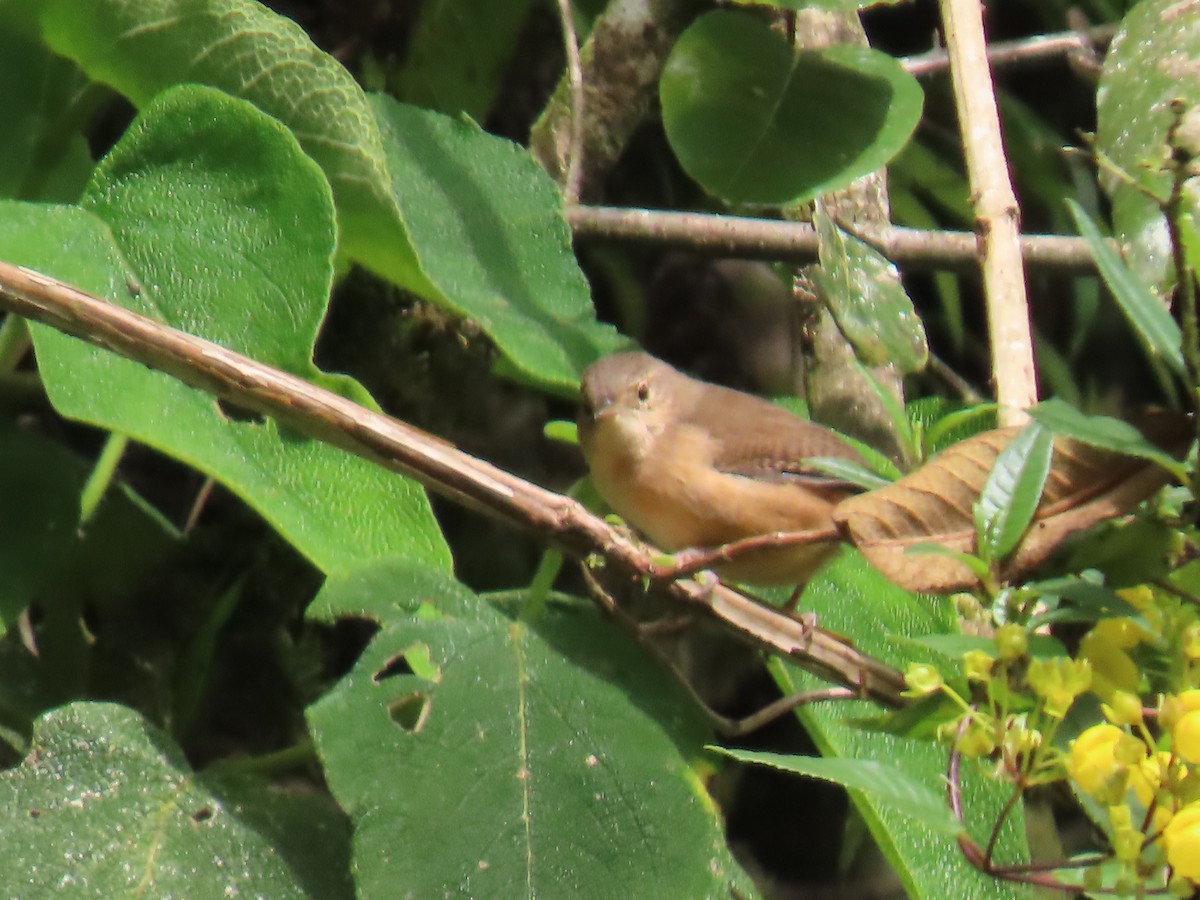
[711,747,963,837]
[543,419,578,444]
[1030,398,1187,482]
[921,404,998,457]
[973,421,1054,562]
[1066,200,1185,377]
[905,543,991,580]
[804,456,893,491]
[1027,577,1148,631]
[912,633,1067,660]
[852,359,917,463]
[660,10,922,205]
[813,205,929,373]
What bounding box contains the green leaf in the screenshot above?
[0,29,93,202]
[711,747,962,837]
[973,421,1054,562]
[393,0,535,120]
[1027,576,1148,631]
[912,632,1068,661]
[1030,398,1187,483]
[1066,200,1185,377]
[1097,0,1200,293]
[0,421,175,630]
[805,455,893,490]
[813,204,928,372]
[1059,518,1176,587]
[0,702,353,897]
[765,550,1029,899]
[0,85,451,575]
[306,562,754,898]
[19,0,620,390]
[660,10,922,205]
[921,403,998,457]
[369,95,627,391]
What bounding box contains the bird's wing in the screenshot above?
[686,386,866,490]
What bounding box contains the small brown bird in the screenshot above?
[578,351,865,586]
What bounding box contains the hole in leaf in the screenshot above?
[216,398,266,425]
[311,616,380,683]
[191,805,214,823]
[388,692,431,733]
[374,653,413,681]
[374,643,440,682]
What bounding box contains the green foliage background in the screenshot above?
[0,0,1188,897]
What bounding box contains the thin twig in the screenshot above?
[939,0,1038,426]
[580,562,857,735]
[903,25,1113,78]
[567,205,1102,273]
[553,0,586,203]
[0,260,909,706]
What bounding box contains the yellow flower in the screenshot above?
[1162,691,1200,731]
[1130,752,1176,808]
[962,649,994,683]
[1184,625,1200,661]
[1027,657,1091,719]
[1080,630,1140,700]
[903,663,942,696]
[1091,617,1144,651]
[956,723,996,758]
[995,624,1028,661]
[1067,724,1137,800]
[1163,802,1200,880]
[1103,690,1144,727]
[1116,586,1162,636]
[1108,802,1148,867]
[1176,711,1200,764]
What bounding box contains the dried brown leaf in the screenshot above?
[832,422,1185,593]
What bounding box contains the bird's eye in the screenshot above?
[635,381,650,403]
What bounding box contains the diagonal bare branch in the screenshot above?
[0,259,907,706]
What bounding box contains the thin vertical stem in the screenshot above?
[554,0,586,203]
[939,0,1038,426]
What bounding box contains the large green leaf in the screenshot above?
[306,561,754,898]
[0,85,451,575]
[660,9,923,205]
[9,0,621,390]
[0,702,353,897]
[712,748,962,837]
[812,204,928,373]
[762,550,1028,899]
[1097,0,1200,294]
[369,95,628,387]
